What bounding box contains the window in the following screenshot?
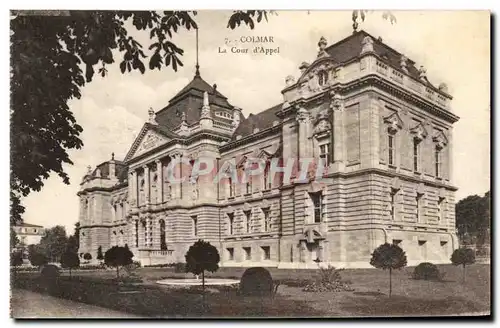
[263,161,272,190]
[142,221,147,247]
[227,247,234,261]
[438,197,446,222]
[159,219,166,250]
[318,70,328,86]
[244,210,252,233]
[261,246,271,260]
[228,177,234,197]
[388,134,395,165]
[262,207,271,232]
[319,143,330,167]
[311,192,323,223]
[243,247,252,260]
[413,138,420,171]
[435,146,441,177]
[135,220,139,247]
[246,179,252,194]
[416,193,424,222]
[192,216,198,236]
[227,213,234,235]
[390,188,398,220]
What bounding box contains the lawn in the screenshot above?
[12,263,490,318]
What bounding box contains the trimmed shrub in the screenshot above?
[370,243,407,297]
[412,262,443,281]
[174,262,186,273]
[239,267,273,297]
[40,264,61,293]
[303,265,354,292]
[83,253,92,261]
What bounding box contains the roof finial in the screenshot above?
[111,152,115,161]
[195,28,200,77]
[148,107,156,124]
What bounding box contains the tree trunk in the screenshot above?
[116,266,120,280]
[389,268,392,297]
[463,264,466,283]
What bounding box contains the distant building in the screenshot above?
[13,222,45,248]
[78,30,459,268]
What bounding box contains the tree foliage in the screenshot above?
[83,252,92,260]
[451,247,476,283]
[9,10,268,224]
[61,250,80,278]
[39,225,68,262]
[185,239,220,292]
[456,191,490,245]
[10,227,19,249]
[28,244,48,267]
[11,251,24,267]
[97,246,104,261]
[370,243,407,297]
[104,245,134,278]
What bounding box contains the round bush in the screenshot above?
[412,262,442,281]
[239,267,273,297]
[40,264,61,293]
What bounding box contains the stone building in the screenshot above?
[77,30,459,268]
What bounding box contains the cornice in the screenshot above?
[219,124,282,152]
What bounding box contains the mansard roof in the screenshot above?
[87,160,128,183]
[231,103,282,140]
[325,30,443,94]
[155,74,234,130]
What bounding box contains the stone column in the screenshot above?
[296,107,312,159]
[143,165,150,204]
[330,92,345,170]
[129,170,138,207]
[170,153,183,199]
[156,160,163,204]
[299,240,307,263]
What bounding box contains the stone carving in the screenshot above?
[285,75,295,86]
[148,107,156,124]
[400,55,408,73]
[179,112,189,134]
[411,123,428,141]
[433,131,448,149]
[317,36,328,58]
[296,106,310,123]
[360,35,374,54]
[438,83,448,93]
[201,91,211,119]
[314,119,331,135]
[95,168,101,177]
[87,165,92,174]
[307,73,321,92]
[299,62,310,74]
[329,91,343,111]
[384,113,403,134]
[136,131,165,155]
[419,65,427,81]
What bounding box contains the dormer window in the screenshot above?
[318,70,328,86]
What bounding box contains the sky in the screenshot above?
[19,11,490,235]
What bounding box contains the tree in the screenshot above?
[104,245,134,279]
[10,10,272,224]
[39,226,68,262]
[28,245,48,267]
[451,247,476,283]
[83,253,92,261]
[11,251,24,279]
[370,243,407,297]
[185,239,220,293]
[97,246,104,263]
[60,250,80,279]
[66,222,80,253]
[10,227,19,249]
[455,191,490,245]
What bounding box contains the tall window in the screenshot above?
[319,143,330,167]
[264,161,272,190]
[438,197,446,222]
[388,134,395,165]
[135,220,139,247]
[318,70,328,86]
[390,188,398,220]
[262,207,271,232]
[311,192,323,223]
[244,210,252,233]
[227,213,234,235]
[159,219,166,250]
[416,193,423,222]
[435,146,442,177]
[228,177,234,197]
[246,179,252,194]
[413,138,420,171]
[142,221,147,247]
[192,216,198,236]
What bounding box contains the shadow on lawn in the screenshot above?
[339,294,485,316]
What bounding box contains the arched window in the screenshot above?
[318,70,328,86]
[159,219,166,250]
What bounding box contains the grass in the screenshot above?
[12,263,490,318]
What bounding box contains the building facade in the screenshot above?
[77,31,459,268]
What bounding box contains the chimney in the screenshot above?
[109,152,117,181]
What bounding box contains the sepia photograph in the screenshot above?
[9,9,491,319]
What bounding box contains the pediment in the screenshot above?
[383,111,404,133]
[410,122,429,141]
[433,130,448,148]
[297,57,339,85]
[125,125,171,161]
